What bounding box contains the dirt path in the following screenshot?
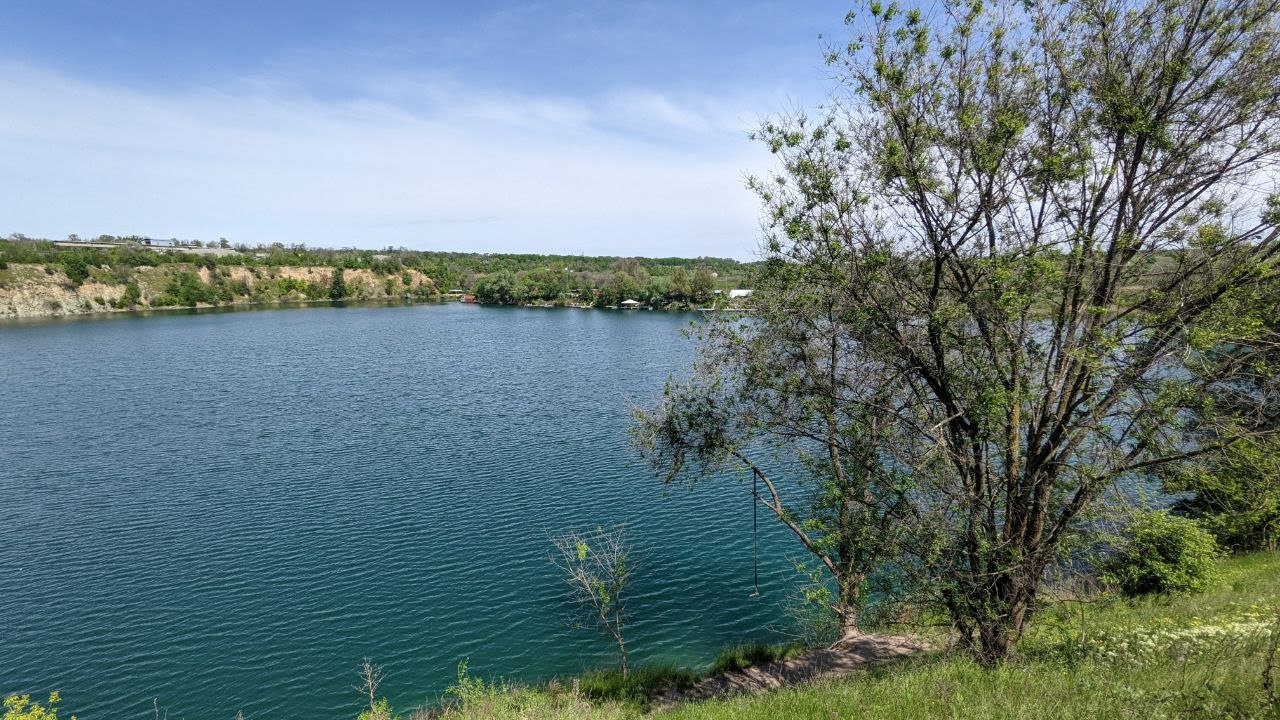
[656,634,928,709]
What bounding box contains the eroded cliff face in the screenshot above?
[0,263,439,318]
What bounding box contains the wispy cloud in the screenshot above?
[0,64,777,258]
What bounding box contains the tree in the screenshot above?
[668,266,693,302]
[525,266,569,301]
[610,258,650,287]
[474,268,525,304]
[690,267,715,303]
[353,658,391,720]
[1164,437,1280,552]
[633,290,910,639]
[645,0,1280,664]
[1164,281,1280,551]
[329,268,347,300]
[598,271,645,307]
[551,527,633,675]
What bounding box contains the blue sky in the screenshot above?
[0,2,847,258]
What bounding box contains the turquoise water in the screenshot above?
[0,304,800,720]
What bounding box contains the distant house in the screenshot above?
[620,299,642,309]
[728,289,753,300]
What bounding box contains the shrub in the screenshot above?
[1102,510,1222,596]
[119,281,141,308]
[60,255,90,286]
[162,270,218,307]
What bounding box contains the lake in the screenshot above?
[0,303,800,720]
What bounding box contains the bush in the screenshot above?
[111,281,142,309]
[162,270,219,307]
[1102,510,1222,596]
[61,254,91,286]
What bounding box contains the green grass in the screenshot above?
[434,552,1280,719]
[577,665,698,707]
[707,641,804,675]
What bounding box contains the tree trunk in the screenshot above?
[955,568,1036,666]
[834,573,864,644]
[615,630,629,677]
[974,622,1017,667]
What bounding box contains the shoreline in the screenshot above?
[0,296,728,324]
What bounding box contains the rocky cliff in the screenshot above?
[0,263,439,318]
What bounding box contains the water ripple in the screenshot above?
[1,305,801,720]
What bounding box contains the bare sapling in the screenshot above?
[551,526,633,676]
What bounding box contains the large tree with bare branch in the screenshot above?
[635,0,1280,663]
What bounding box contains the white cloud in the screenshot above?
[0,65,776,258]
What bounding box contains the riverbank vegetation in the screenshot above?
[472,259,730,309]
[342,551,1277,719]
[0,236,752,315]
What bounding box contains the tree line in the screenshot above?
[0,235,753,300]
[472,258,721,307]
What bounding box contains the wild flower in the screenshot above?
[1086,607,1277,667]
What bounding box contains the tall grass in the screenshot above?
[707,642,804,675]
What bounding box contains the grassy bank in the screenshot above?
[427,552,1280,719]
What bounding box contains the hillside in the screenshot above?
[0,236,756,316]
[0,262,438,319]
